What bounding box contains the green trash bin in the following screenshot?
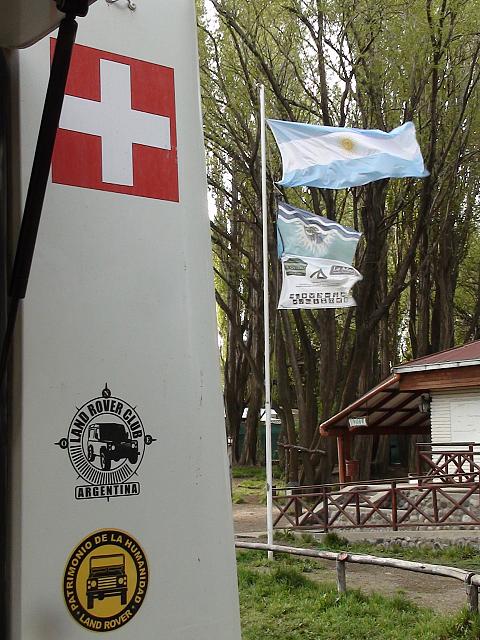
[238,420,281,462]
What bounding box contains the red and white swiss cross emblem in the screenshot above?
[52,41,178,202]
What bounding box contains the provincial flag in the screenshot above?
[267,120,428,190]
[277,201,361,265]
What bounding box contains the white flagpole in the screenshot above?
[260,84,274,559]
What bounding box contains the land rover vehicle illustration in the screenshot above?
[87,422,139,470]
[86,553,128,609]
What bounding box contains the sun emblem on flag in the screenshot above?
[340,137,355,153]
[295,221,335,257]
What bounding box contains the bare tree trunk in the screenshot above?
[274,319,299,481]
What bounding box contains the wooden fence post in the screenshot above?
[416,443,421,476]
[391,481,398,531]
[432,488,439,524]
[294,496,302,527]
[236,540,480,604]
[323,486,329,533]
[466,574,479,613]
[336,552,348,594]
[355,491,361,526]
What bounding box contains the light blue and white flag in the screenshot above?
[277,201,361,265]
[267,120,428,189]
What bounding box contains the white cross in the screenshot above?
[59,59,171,186]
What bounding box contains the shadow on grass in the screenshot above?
[237,550,480,640]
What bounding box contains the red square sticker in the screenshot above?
[52,41,178,202]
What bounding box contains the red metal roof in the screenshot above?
[395,340,480,369]
[320,341,480,436]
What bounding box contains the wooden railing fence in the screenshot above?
[273,473,480,531]
[416,442,480,484]
[235,540,480,613]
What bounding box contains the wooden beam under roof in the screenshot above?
[347,422,430,436]
[368,391,425,428]
[399,365,480,390]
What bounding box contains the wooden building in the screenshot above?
[320,341,480,483]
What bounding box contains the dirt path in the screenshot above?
[232,503,467,613]
[233,503,267,533]
[312,560,466,613]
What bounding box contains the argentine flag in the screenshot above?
[267,120,428,189]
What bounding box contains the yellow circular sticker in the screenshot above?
[64,529,148,632]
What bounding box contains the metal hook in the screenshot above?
[106,0,137,11]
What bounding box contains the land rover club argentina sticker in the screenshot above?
[64,529,148,632]
[55,385,156,500]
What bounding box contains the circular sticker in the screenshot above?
[64,529,148,632]
[67,385,149,486]
[55,384,157,501]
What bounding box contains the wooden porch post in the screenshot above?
[344,432,353,481]
[344,432,352,466]
[337,435,346,484]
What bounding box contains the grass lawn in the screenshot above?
[274,531,480,573]
[232,479,266,504]
[232,466,269,480]
[238,550,480,640]
[231,466,280,504]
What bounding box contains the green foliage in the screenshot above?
[199,0,480,476]
[340,542,480,573]
[231,478,267,504]
[322,532,350,549]
[231,466,282,503]
[273,530,297,544]
[237,551,480,639]
[232,466,267,480]
[438,609,480,640]
[272,534,480,572]
[232,466,282,480]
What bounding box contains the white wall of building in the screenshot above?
[431,388,480,443]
